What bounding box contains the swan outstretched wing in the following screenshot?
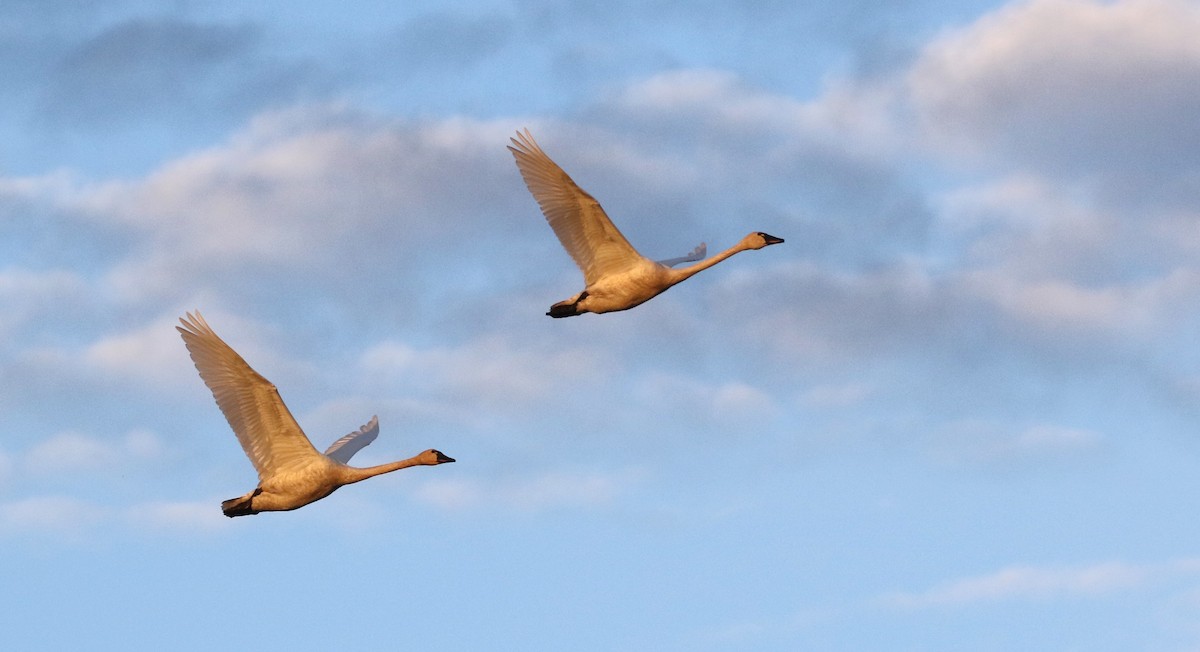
[656,242,707,268]
[177,312,320,480]
[508,129,644,285]
[324,415,380,464]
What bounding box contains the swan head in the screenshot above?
[746,232,785,249]
[418,449,456,465]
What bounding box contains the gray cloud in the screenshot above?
[390,12,512,72]
[7,37,1198,475]
[568,69,934,268]
[23,14,338,177]
[908,0,1200,189]
[63,108,527,322]
[39,18,261,126]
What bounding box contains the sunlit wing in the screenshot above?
[177,312,320,481]
[656,242,707,268]
[508,129,645,285]
[323,415,380,464]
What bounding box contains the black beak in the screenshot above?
[762,233,784,245]
[435,452,456,464]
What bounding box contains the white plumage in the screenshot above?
[177,312,454,517]
[323,416,380,465]
[508,129,784,317]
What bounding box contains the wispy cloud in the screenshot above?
[0,495,108,535]
[0,267,88,340]
[961,267,1200,337]
[82,112,520,309]
[633,372,779,432]
[22,429,165,475]
[359,335,612,421]
[82,315,200,389]
[414,467,645,513]
[130,500,230,533]
[800,382,874,409]
[927,420,1104,467]
[879,558,1200,609]
[908,0,1200,182]
[35,16,332,134]
[0,495,230,537]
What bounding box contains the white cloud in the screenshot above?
[967,274,1133,331]
[962,267,1200,337]
[359,335,612,418]
[22,429,166,475]
[936,174,1093,236]
[0,495,107,534]
[130,500,230,533]
[800,382,874,409]
[713,381,775,415]
[1011,425,1102,453]
[613,68,900,158]
[0,52,1191,495]
[886,563,1144,607]
[24,431,116,474]
[0,267,89,340]
[927,174,1200,350]
[1,313,195,398]
[0,307,317,430]
[713,228,1199,370]
[711,259,947,363]
[83,315,197,388]
[79,309,310,398]
[2,72,916,326]
[123,429,165,459]
[928,420,1103,466]
[635,372,778,430]
[880,558,1200,609]
[414,468,644,513]
[0,169,80,203]
[612,68,811,159]
[564,68,933,267]
[0,495,228,537]
[75,107,522,304]
[909,0,1200,178]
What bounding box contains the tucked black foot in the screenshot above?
[547,292,586,318]
[221,488,261,517]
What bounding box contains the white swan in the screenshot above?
[177,312,454,517]
[508,129,784,317]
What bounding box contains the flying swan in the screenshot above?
[508,129,784,317]
[177,311,455,517]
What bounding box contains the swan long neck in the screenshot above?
[665,241,751,283]
[340,456,424,484]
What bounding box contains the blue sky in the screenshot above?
[2,0,1200,649]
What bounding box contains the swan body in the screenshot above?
[508,129,784,317]
[176,312,454,517]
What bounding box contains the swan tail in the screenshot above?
[221,491,259,518]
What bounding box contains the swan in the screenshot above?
[176,311,454,517]
[508,129,784,317]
